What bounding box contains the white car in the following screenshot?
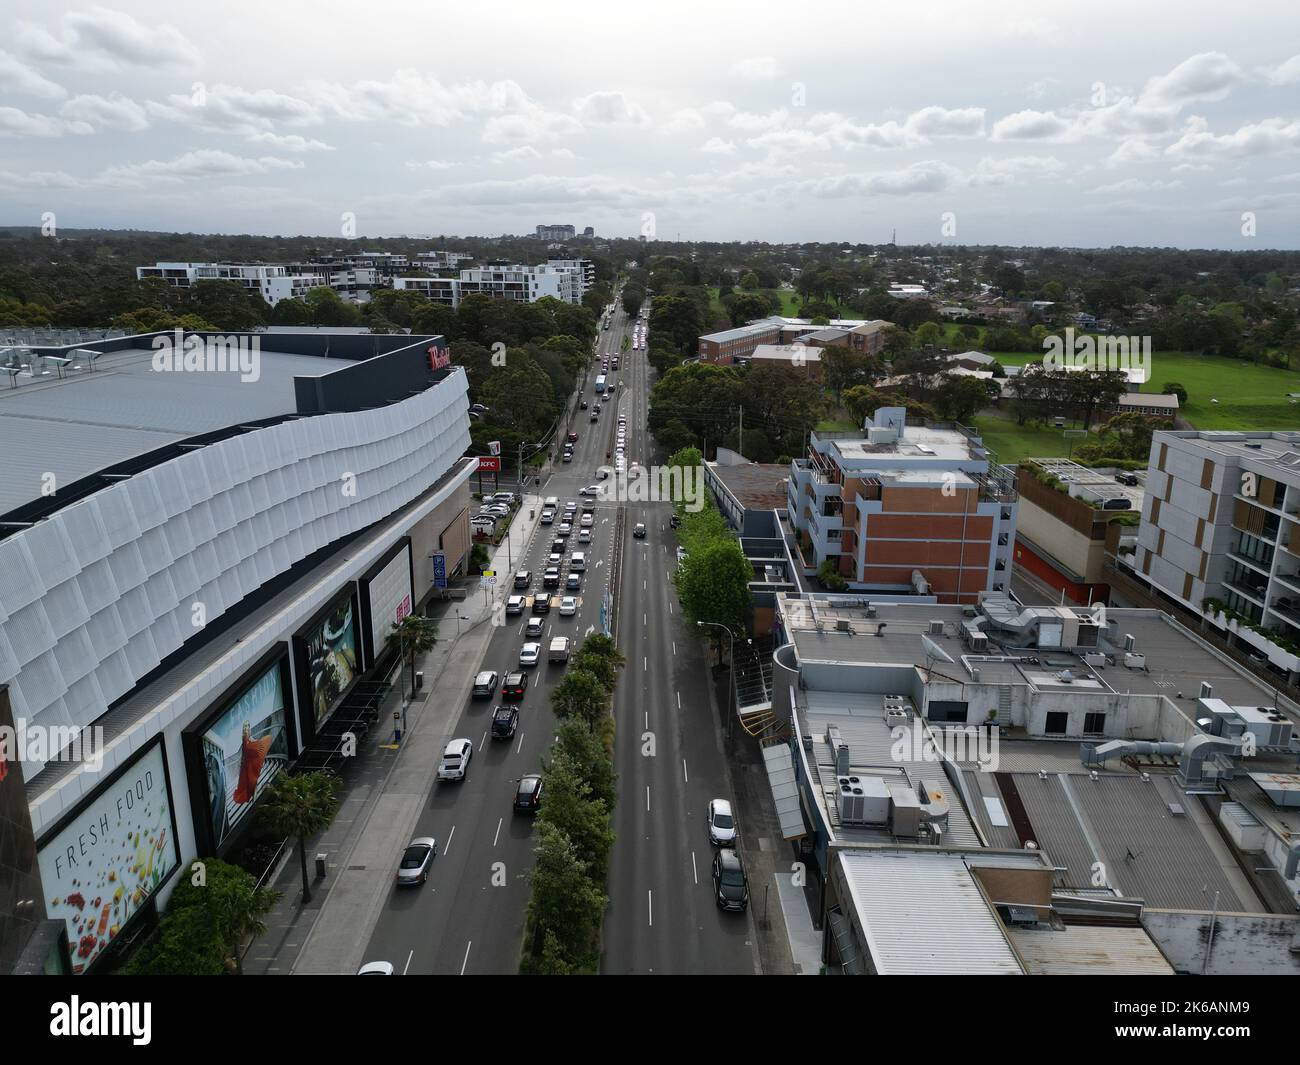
[540,510,555,525]
[707,799,737,846]
[506,594,524,615]
[557,522,572,536]
[519,642,541,667]
[578,528,592,543]
[580,485,601,496]
[358,961,395,975]
[437,739,474,781]
[559,596,577,617]
[580,513,594,527]
[548,552,562,566]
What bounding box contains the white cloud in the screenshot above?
[98,149,304,187]
[1268,54,1300,85]
[573,91,650,127]
[778,160,961,199]
[424,173,642,206]
[1139,52,1244,107]
[1089,177,1182,194]
[1165,118,1300,160]
[16,7,200,71]
[969,155,1065,184]
[0,168,81,189]
[0,106,88,137]
[0,50,66,99]
[60,93,149,132]
[148,84,322,135]
[700,137,737,154]
[990,109,1075,141]
[747,106,986,155]
[1104,137,1161,168]
[492,145,543,162]
[662,108,707,134]
[246,132,334,152]
[729,56,782,80]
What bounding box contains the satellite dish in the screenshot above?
[921,634,954,665]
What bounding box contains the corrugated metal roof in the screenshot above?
[762,742,807,840]
[839,850,1026,974]
[1007,925,1174,975]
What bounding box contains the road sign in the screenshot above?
[432,553,447,588]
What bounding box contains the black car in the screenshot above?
[542,570,561,590]
[669,514,681,529]
[533,592,552,614]
[472,670,499,699]
[712,850,749,912]
[502,672,528,701]
[491,705,519,739]
[579,399,588,410]
[514,773,544,813]
[633,522,646,539]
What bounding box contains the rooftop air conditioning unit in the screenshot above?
[969,633,989,652]
[929,620,945,635]
[884,709,911,728]
[1123,652,1147,670]
[1199,681,1213,699]
[836,618,852,633]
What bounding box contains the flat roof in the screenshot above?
[0,343,328,514]
[707,461,790,511]
[1007,925,1174,975]
[823,424,978,463]
[750,344,823,362]
[1156,430,1300,478]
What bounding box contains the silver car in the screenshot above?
[707,799,737,846]
[396,836,437,885]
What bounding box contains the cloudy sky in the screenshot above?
[1,0,1298,247]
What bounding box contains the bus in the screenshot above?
[594,374,607,396]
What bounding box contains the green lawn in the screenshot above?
[711,287,852,321]
[970,411,1102,464]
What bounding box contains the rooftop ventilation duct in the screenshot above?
[1080,739,1182,769]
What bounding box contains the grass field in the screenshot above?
[970,411,1102,464]
[710,287,853,322]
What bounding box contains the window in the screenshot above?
[928,700,969,723]
[1044,711,1069,735]
[1083,712,1106,736]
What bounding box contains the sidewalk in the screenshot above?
[242,492,544,975]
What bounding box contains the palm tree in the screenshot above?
[390,614,439,704]
[213,875,279,975]
[259,772,340,905]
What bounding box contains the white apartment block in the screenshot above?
[136,262,326,306]
[1135,429,1300,682]
[393,259,593,308]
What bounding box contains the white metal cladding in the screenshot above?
[0,370,470,780]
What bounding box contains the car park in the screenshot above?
[514,773,544,813]
[501,672,528,701]
[707,799,737,846]
[506,594,524,616]
[712,849,749,911]
[559,596,577,617]
[491,705,519,739]
[472,670,499,698]
[518,642,541,667]
[437,739,473,781]
[396,837,437,885]
[524,617,545,638]
[633,522,646,539]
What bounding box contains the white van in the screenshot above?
[569,551,586,572]
[544,496,559,508]
[548,636,571,663]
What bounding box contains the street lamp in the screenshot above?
[697,620,751,740]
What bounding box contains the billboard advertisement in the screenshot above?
[37,739,179,974]
[296,588,360,733]
[427,338,451,371]
[365,543,413,661]
[195,656,291,853]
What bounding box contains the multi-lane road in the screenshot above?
[361,289,760,974]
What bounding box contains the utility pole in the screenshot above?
[738,405,743,458]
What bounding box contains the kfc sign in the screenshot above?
[477,456,501,472]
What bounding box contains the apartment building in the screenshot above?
[543,258,596,297]
[393,259,592,307]
[136,262,326,306]
[536,223,577,241]
[414,250,474,270]
[1135,429,1300,681]
[787,407,1017,602]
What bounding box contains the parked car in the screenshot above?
[437,739,473,781]
[491,705,519,739]
[518,642,541,667]
[514,773,544,814]
[712,849,749,911]
[396,837,437,885]
[562,451,573,463]
[579,399,588,410]
[707,799,737,846]
[501,672,528,701]
[472,670,499,699]
[669,514,681,529]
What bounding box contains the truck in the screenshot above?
[548,636,571,664]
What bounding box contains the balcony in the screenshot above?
[1227,550,1273,576]
[1224,578,1268,606]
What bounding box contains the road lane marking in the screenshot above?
[676,691,681,710]
[460,941,472,975]
[493,817,503,846]
[691,852,698,885]
[646,785,651,812]
[444,825,455,855]
[648,891,653,927]
[672,641,676,656]
[404,950,414,974]
[682,758,688,783]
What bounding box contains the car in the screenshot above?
[677,546,688,564]
[578,528,592,543]
[533,590,553,612]
[669,514,681,529]
[562,451,573,463]
[633,522,646,539]
[565,572,581,591]
[567,431,579,444]
[501,672,528,701]
[569,552,586,571]
[437,739,473,781]
[547,552,563,567]
[540,510,555,525]
[518,642,541,667]
[544,496,559,508]
[590,411,600,422]
[543,569,560,590]
[514,773,544,814]
[491,705,519,739]
[514,571,531,590]
[579,399,588,410]
[551,538,566,554]
[357,961,395,975]
[524,617,545,638]
[581,484,601,496]
[558,522,572,536]
[506,594,524,616]
[707,799,737,846]
[712,849,749,911]
[579,513,594,528]
[396,836,438,885]
[564,500,578,513]
[559,596,577,616]
[582,498,596,512]
[492,492,516,506]
[472,670,499,699]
